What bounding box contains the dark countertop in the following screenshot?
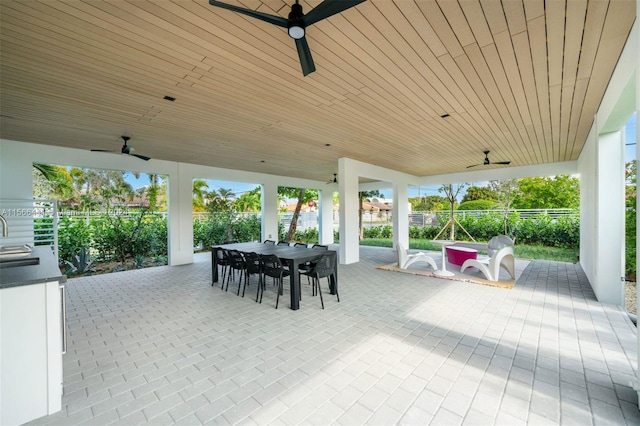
[0,246,66,289]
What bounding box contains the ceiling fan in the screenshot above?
[208,0,366,76]
[327,173,337,184]
[91,136,151,161]
[466,150,510,168]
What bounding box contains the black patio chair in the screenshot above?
[277,241,290,246]
[213,248,230,289]
[298,244,328,284]
[299,253,338,309]
[258,254,290,308]
[225,249,246,294]
[242,252,262,298]
[263,239,276,244]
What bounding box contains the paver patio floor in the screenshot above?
[26,246,639,425]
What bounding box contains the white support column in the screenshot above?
[393,182,409,249]
[318,188,335,245]
[339,158,360,264]
[261,182,279,242]
[593,131,625,304]
[167,165,194,266]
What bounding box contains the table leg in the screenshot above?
[329,255,338,295]
[434,244,455,277]
[288,260,300,310]
[212,249,219,284]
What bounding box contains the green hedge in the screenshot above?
[366,212,579,250]
[193,213,261,248]
[58,213,169,263]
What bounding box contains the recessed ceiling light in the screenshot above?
[440,113,450,118]
[325,143,331,147]
[163,95,176,102]
[260,160,265,163]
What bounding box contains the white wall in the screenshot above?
[578,15,638,305]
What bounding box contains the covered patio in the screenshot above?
[26,247,640,425]
[1,0,640,423]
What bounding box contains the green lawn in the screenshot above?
[359,238,579,263]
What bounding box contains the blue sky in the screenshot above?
[126,113,637,200]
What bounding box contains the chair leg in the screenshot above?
[222,265,228,289]
[240,273,247,297]
[226,268,233,290]
[236,270,244,296]
[316,276,324,309]
[275,278,281,309]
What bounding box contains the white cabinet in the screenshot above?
[0,280,63,425]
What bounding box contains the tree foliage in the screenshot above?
[438,183,468,239]
[458,200,498,210]
[626,160,636,279]
[33,164,74,200]
[512,175,579,209]
[409,195,447,211]
[192,179,209,211]
[279,187,317,241]
[461,186,497,203]
[489,179,521,236]
[234,187,261,212]
[206,188,236,213]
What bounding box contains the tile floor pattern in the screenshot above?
[25,246,640,425]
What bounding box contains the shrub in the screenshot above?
[231,214,261,242]
[626,207,636,279]
[57,216,92,263]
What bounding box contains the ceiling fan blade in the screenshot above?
[208,0,288,27]
[302,0,366,27]
[466,164,481,169]
[295,37,316,76]
[91,149,113,152]
[494,161,511,165]
[131,154,151,161]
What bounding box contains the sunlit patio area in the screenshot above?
[25,246,640,425]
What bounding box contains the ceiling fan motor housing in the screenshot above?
[287,2,305,39]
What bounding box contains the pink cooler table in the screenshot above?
[446,246,478,266]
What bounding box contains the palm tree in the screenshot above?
[206,188,235,212]
[192,179,209,211]
[234,187,261,212]
[32,163,74,201]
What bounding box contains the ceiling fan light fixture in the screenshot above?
[287,22,304,39]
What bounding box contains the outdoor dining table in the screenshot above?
[211,242,338,310]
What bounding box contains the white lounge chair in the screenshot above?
[396,242,437,271]
[460,246,516,282]
[487,235,514,257]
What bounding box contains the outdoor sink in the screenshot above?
[0,256,40,268]
[0,244,33,258]
[0,245,38,268]
[0,244,33,254]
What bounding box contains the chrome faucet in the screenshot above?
[0,214,7,237]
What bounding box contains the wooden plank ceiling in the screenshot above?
[0,0,636,182]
